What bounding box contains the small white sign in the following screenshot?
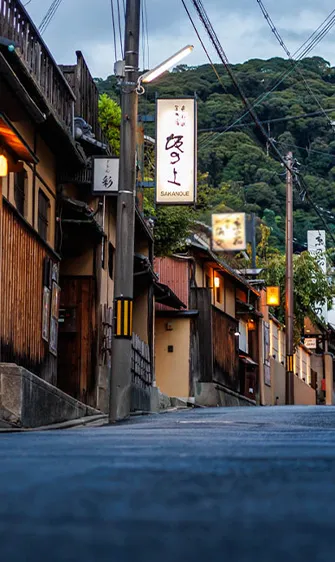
[304,337,317,350]
[212,213,246,252]
[156,98,197,205]
[93,157,119,195]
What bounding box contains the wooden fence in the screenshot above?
[131,333,152,388]
[0,200,56,377]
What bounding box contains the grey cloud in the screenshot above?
[25,0,335,77]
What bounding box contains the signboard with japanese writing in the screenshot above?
[304,337,317,350]
[263,321,271,386]
[307,230,327,322]
[211,213,246,252]
[156,98,197,205]
[93,157,119,195]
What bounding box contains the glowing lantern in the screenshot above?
[0,154,8,177]
[266,286,280,307]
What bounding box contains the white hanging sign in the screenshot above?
[156,97,197,205]
[93,157,119,195]
[212,213,247,252]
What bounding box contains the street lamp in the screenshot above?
[139,45,194,84]
[109,0,194,423]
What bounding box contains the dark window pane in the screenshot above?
[38,189,49,241]
[108,243,114,280]
[14,170,26,216]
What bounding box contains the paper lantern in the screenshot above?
[267,286,280,307]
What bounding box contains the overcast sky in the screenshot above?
[25,0,335,78]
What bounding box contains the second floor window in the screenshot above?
[38,189,50,242]
[14,170,27,216]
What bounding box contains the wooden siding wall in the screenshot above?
[1,201,56,379]
[190,288,213,384]
[155,257,189,311]
[212,307,239,391]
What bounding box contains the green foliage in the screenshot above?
[143,173,213,256]
[98,94,121,155]
[96,55,335,250]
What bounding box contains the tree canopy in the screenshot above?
[96,56,335,252]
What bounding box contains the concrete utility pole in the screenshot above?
[109,0,141,422]
[251,212,257,269]
[285,151,295,405]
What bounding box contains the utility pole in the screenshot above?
[109,0,141,422]
[251,212,256,269]
[285,151,294,405]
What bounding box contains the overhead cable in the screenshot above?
[39,0,63,35]
[197,9,335,151]
[256,0,334,130]
[185,0,335,245]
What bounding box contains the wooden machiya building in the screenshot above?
[154,232,261,407]
[0,0,81,384]
[0,1,172,413]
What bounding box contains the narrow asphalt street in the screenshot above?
[1,406,335,562]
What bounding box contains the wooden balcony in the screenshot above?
[0,0,75,134]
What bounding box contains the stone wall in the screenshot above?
[0,364,100,428]
[195,382,256,408]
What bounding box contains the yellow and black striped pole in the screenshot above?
[286,354,294,373]
[114,297,133,339]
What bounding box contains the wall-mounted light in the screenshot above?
[0,154,8,177]
[247,318,256,331]
[229,327,240,336]
[266,286,280,307]
[214,276,220,288]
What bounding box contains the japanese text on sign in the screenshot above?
[212,213,247,252]
[156,98,196,205]
[93,157,119,195]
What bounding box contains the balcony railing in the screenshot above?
[0,0,75,134]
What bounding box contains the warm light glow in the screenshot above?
[214,276,220,288]
[212,213,246,252]
[141,45,194,83]
[248,319,256,331]
[0,154,8,177]
[266,286,280,307]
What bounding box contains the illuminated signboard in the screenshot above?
[212,213,246,252]
[156,98,197,205]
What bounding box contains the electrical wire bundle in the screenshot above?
[181,0,335,244]
[38,0,64,35]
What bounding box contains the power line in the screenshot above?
[116,0,124,58]
[185,0,335,246]
[39,0,63,35]
[198,108,335,137]
[143,0,150,70]
[256,0,334,130]
[198,10,335,151]
[110,0,118,60]
[181,0,227,93]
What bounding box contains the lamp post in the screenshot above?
[109,0,193,422]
